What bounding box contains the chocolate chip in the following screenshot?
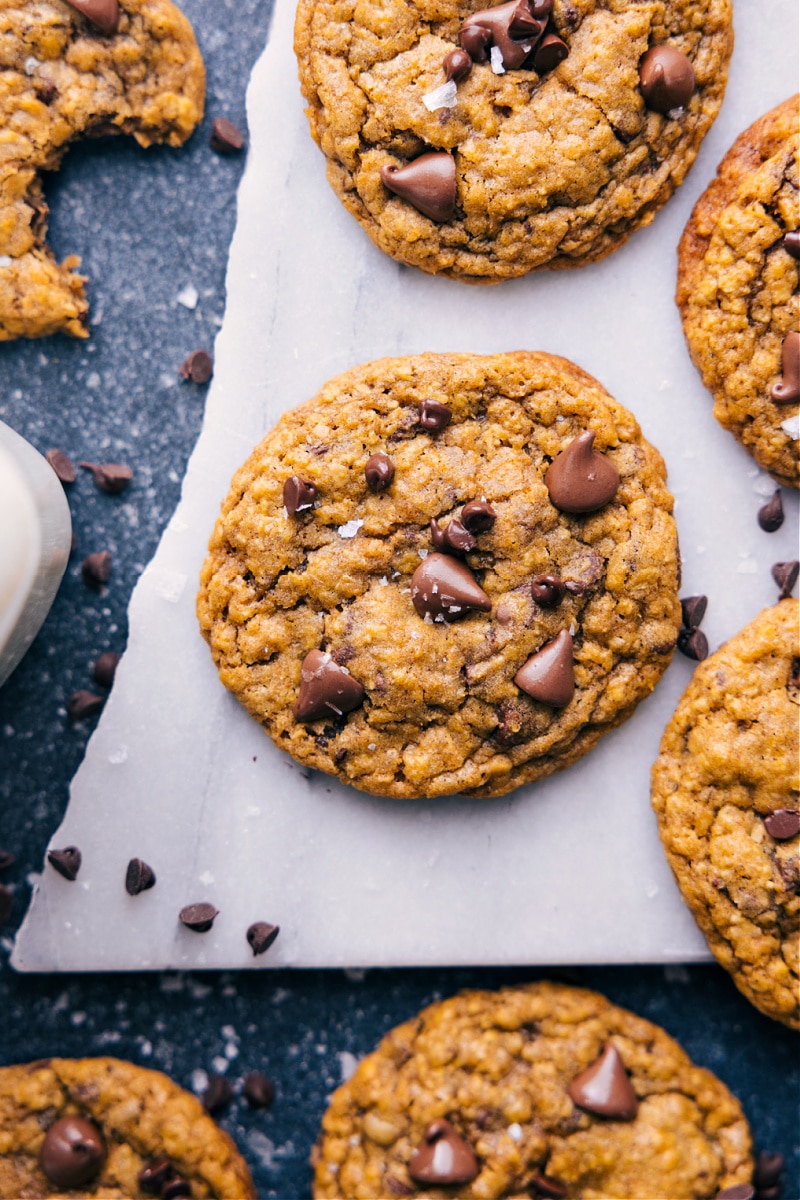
[365,451,394,492]
[386,1178,414,1196]
[677,627,708,661]
[530,1173,568,1198]
[443,47,472,81]
[243,1071,275,1109]
[45,448,76,484]
[431,516,476,556]
[47,846,82,881]
[162,1179,193,1199]
[246,921,280,956]
[81,550,112,587]
[460,0,546,70]
[179,902,218,932]
[138,1155,175,1195]
[514,629,574,707]
[544,431,619,513]
[283,475,317,514]
[533,32,568,73]
[0,849,15,872]
[179,349,214,383]
[36,79,58,104]
[772,560,799,600]
[680,594,707,629]
[430,519,448,551]
[380,153,456,223]
[39,1116,106,1188]
[784,231,800,260]
[639,44,695,113]
[93,651,120,689]
[64,0,120,35]
[771,331,800,403]
[210,117,246,154]
[79,461,133,493]
[530,575,566,608]
[459,24,491,61]
[408,1119,479,1186]
[203,1072,233,1114]
[461,499,496,533]
[764,809,800,841]
[758,490,784,532]
[567,1043,638,1119]
[0,885,12,925]
[67,690,105,720]
[125,858,156,895]
[410,553,491,619]
[294,650,364,722]
[754,1152,784,1188]
[715,1187,755,1200]
[418,399,452,431]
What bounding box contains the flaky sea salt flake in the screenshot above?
[337,518,364,538]
[490,46,506,73]
[422,80,457,111]
[780,413,800,440]
[176,283,199,310]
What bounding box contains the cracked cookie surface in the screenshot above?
[0,1057,256,1198]
[677,97,800,487]
[294,0,732,281]
[311,980,753,1199]
[197,352,681,800]
[0,0,204,340]
[652,600,800,1029]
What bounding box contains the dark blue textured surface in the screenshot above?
[0,2,797,1196]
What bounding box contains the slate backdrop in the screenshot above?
[0,1,797,1196]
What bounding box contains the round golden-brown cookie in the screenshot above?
[197,352,681,800]
[0,1056,256,1198]
[677,97,800,488]
[0,0,205,341]
[312,980,753,1199]
[294,0,732,281]
[652,599,800,1029]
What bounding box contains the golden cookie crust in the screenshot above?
[294,0,732,281]
[198,352,681,800]
[676,97,800,487]
[312,980,753,1199]
[0,0,205,341]
[652,600,800,1029]
[0,1056,256,1198]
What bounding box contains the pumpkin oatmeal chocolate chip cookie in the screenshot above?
[0,0,205,341]
[677,97,800,488]
[311,981,753,1199]
[197,352,681,800]
[294,0,732,281]
[0,1056,256,1198]
[652,599,800,1030]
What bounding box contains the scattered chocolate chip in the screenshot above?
[430,519,448,551]
[283,475,317,514]
[639,44,695,113]
[411,553,491,619]
[680,594,707,629]
[243,1071,275,1109]
[295,650,364,723]
[408,1119,479,1186]
[79,461,133,494]
[716,1187,755,1200]
[431,516,476,556]
[64,0,120,35]
[162,1179,192,1199]
[386,1179,414,1197]
[418,399,452,432]
[125,857,156,895]
[754,1152,784,1189]
[203,1072,233,1114]
[67,690,105,720]
[764,809,800,841]
[179,349,214,383]
[365,451,395,492]
[677,627,708,661]
[93,651,120,689]
[380,152,457,223]
[530,575,567,608]
[514,629,574,707]
[47,846,82,881]
[530,1172,568,1198]
[772,560,799,600]
[179,902,218,932]
[36,79,58,104]
[544,431,619,513]
[460,0,547,70]
[568,1043,638,1120]
[784,231,800,260]
[246,921,280,956]
[758,490,784,532]
[771,331,800,403]
[460,500,496,534]
[443,47,472,81]
[210,116,246,154]
[39,1116,106,1188]
[81,550,112,587]
[0,884,12,925]
[45,448,76,484]
[0,849,15,872]
[138,1155,175,1195]
[459,24,491,61]
[533,32,568,73]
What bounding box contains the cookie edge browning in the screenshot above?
[651,599,800,1030]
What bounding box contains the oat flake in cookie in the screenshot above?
[677,97,800,488]
[294,0,732,281]
[652,599,800,1029]
[311,981,753,1199]
[198,352,681,800]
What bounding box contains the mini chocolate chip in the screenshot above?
[283,475,317,514]
[93,651,120,689]
[418,399,452,431]
[568,1043,638,1119]
[39,1115,106,1188]
[45,448,76,484]
[294,650,364,722]
[530,575,566,608]
[65,0,120,34]
[530,1173,568,1198]
[203,1073,233,1114]
[772,560,799,600]
[209,116,246,154]
[680,594,707,629]
[533,32,568,73]
[243,1071,275,1109]
[460,499,496,533]
[125,858,157,895]
[81,550,112,587]
[380,153,457,223]
[715,1187,755,1200]
[514,629,574,707]
[758,490,784,532]
[411,553,491,619]
[639,44,695,113]
[771,331,800,403]
[677,627,708,661]
[67,690,105,720]
[0,885,12,925]
[179,902,218,932]
[179,349,213,383]
[79,461,133,493]
[0,849,15,871]
[443,47,472,81]
[138,1156,175,1195]
[365,451,394,492]
[162,1179,193,1199]
[47,846,82,881]
[246,921,280,956]
[784,231,800,259]
[36,79,57,104]
[408,1119,479,1186]
[754,1151,785,1188]
[763,809,800,841]
[544,431,619,513]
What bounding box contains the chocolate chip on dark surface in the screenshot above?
[715,1187,755,1200]
[294,650,364,722]
[443,47,472,81]
[0,849,15,872]
[680,594,707,629]
[0,884,12,925]
[638,44,695,113]
[754,1151,785,1188]
[758,490,784,532]
[64,0,120,35]
[138,1155,175,1195]
[756,1188,781,1200]
[179,902,218,932]
[203,1072,233,1114]
[47,846,82,881]
[530,575,567,608]
[533,32,568,73]
[408,1119,479,1186]
[460,499,496,533]
[162,1178,193,1199]
[179,349,214,383]
[67,690,105,720]
[763,809,800,841]
[243,1070,275,1108]
[544,431,619,513]
[411,553,491,619]
[246,921,280,956]
[530,1172,568,1198]
[771,331,800,403]
[283,475,317,514]
[364,451,395,492]
[514,629,574,707]
[81,550,112,587]
[772,560,799,600]
[79,461,133,493]
[209,116,246,154]
[125,857,157,895]
[93,651,120,689]
[45,448,76,484]
[677,627,708,661]
[418,398,452,432]
[567,1043,639,1119]
[380,153,456,223]
[39,1115,106,1188]
[784,230,800,260]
